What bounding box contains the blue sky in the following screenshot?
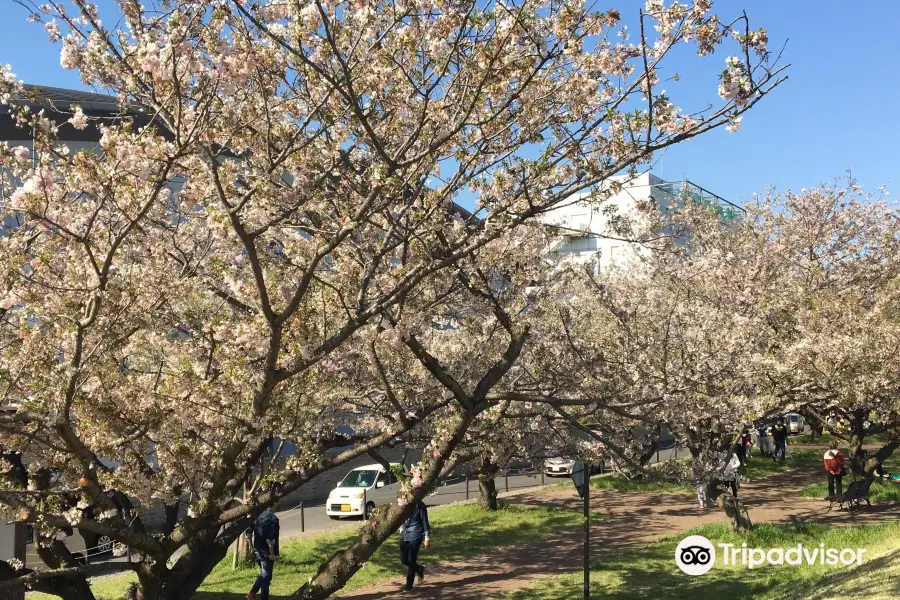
[1,1,897,207]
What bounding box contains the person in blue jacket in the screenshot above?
[399,500,431,592]
[245,490,280,600]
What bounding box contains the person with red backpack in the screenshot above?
[823,441,845,498]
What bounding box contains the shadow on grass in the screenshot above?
[798,479,900,503]
[782,546,900,600]
[509,522,900,600]
[192,504,586,598]
[742,450,820,481]
[507,540,769,600]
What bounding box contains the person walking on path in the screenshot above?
[824,441,846,499]
[245,492,281,600]
[400,500,431,592]
[772,419,788,461]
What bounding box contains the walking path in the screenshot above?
[338,461,900,599]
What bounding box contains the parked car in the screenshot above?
[326,463,405,520]
[543,457,576,476]
[786,413,806,435]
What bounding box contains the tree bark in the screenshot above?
[797,409,822,438]
[478,476,499,510]
[847,409,868,477]
[476,456,500,510]
[863,439,900,478]
[716,494,753,532]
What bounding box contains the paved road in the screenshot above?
[276,445,681,539]
[278,471,553,538]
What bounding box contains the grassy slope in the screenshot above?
[741,449,819,480]
[797,454,900,502]
[591,475,694,494]
[504,521,900,600]
[798,479,900,503]
[28,503,590,600]
[798,454,900,502]
[792,432,891,445]
[588,449,821,496]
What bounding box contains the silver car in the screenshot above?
[543,457,576,476]
[786,413,806,435]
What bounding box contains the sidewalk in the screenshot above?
[337,463,900,599]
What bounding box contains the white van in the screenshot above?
[326,463,404,520]
[786,413,806,435]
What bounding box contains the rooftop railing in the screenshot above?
[655,180,745,222]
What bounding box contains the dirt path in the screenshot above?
[338,462,900,599]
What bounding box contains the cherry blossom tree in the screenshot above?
[0,0,784,598]
[747,181,900,476]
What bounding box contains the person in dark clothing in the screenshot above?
[399,501,431,592]
[772,419,788,461]
[245,493,280,600]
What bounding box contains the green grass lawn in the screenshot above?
[741,449,820,480]
[503,521,900,600]
[28,503,593,600]
[791,432,839,445]
[588,449,820,495]
[798,478,900,503]
[792,432,891,445]
[591,474,695,494]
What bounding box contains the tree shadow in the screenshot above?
[189,505,587,599]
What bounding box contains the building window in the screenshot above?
[560,237,599,253]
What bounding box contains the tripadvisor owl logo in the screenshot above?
[675,534,868,576]
[675,535,716,575]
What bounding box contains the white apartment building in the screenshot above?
[540,172,744,270]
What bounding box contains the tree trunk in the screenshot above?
[847,409,868,477]
[478,476,498,510]
[863,439,900,477]
[169,527,237,600]
[475,456,500,510]
[809,419,823,438]
[638,424,662,466]
[716,495,753,532]
[639,439,660,466]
